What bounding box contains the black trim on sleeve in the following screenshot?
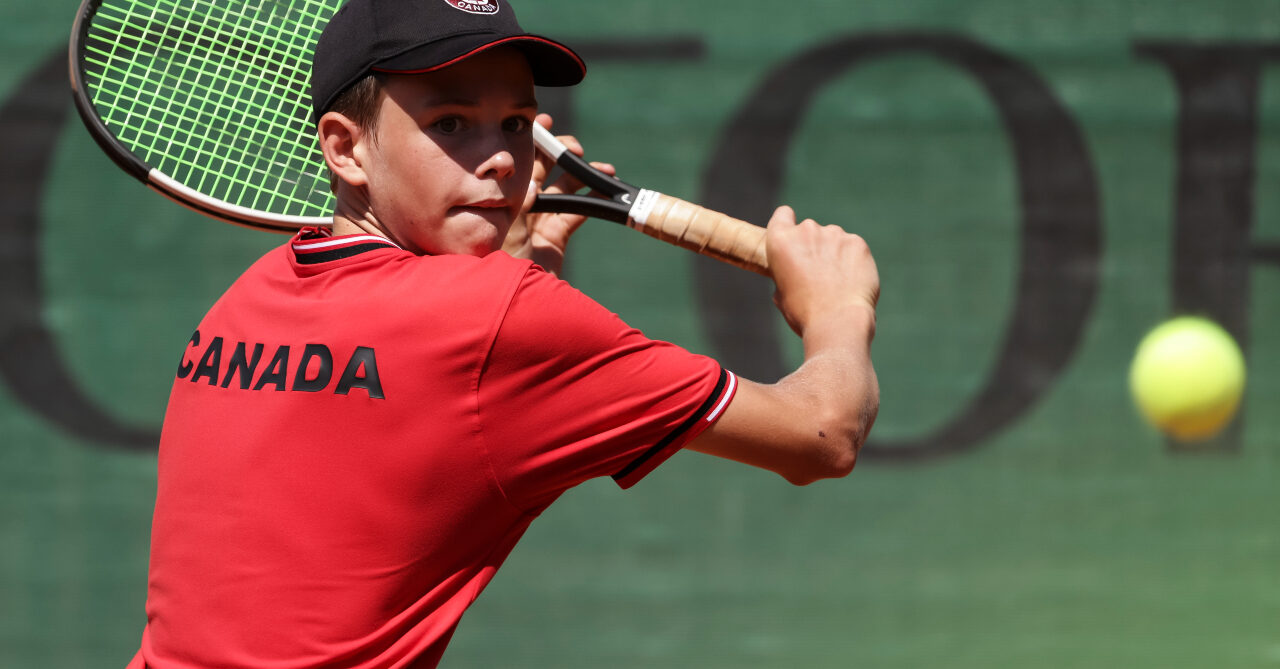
[612,367,729,482]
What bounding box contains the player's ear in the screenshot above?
[318,111,369,188]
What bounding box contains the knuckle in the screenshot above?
[844,233,870,252]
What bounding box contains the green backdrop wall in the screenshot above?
[2,1,1278,666]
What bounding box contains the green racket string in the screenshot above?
[80,0,343,218]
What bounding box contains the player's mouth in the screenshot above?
[452,199,512,218]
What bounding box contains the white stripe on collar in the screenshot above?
[293,235,401,251]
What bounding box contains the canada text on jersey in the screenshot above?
[176,330,385,399]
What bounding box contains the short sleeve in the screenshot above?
[476,266,736,510]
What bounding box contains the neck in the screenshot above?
[331,212,383,239]
[330,187,402,248]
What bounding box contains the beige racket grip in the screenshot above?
[627,191,770,276]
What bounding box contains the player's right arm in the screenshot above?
[686,206,880,485]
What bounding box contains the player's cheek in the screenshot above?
[509,156,535,198]
[515,151,535,184]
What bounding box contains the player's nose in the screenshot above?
[474,133,517,181]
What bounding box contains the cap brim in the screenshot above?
[372,33,585,87]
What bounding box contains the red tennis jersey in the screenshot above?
[128,229,736,668]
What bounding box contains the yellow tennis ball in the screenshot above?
[1129,317,1246,441]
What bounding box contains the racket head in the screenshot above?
[68,0,342,232]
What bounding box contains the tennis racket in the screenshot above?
[68,0,768,273]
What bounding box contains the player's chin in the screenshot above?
[446,208,514,255]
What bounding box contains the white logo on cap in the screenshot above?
[444,0,499,15]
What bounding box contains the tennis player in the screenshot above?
[127,0,879,666]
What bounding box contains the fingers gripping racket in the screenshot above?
[69,0,768,273]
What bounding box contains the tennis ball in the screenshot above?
[1129,316,1246,441]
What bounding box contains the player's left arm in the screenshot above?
[503,114,615,276]
[686,207,881,485]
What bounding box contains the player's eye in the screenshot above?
[503,116,532,134]
[432,116,464,134]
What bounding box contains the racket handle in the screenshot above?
[630,192,770,276]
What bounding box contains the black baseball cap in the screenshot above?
[310,0,586,121]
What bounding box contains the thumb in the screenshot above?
[767,205,796,230]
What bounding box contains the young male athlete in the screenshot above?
[127,0,880,666]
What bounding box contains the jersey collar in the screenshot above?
[291,227,402,265]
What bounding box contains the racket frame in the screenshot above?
[67,0,332,233]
